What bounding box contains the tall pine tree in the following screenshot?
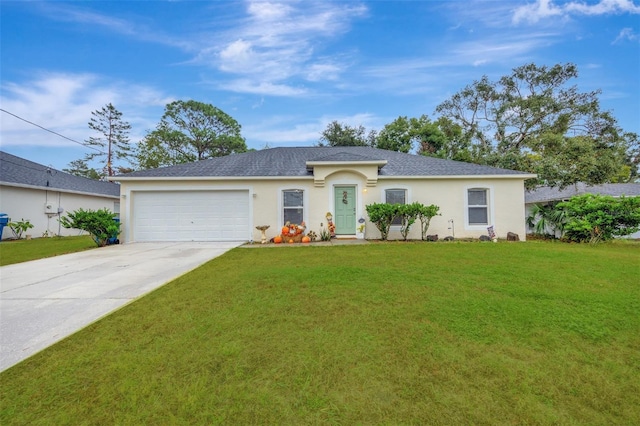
[83,103,132,177]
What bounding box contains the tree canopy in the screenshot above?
[375,115,454,155]
[318,121,377,147]
[135,100,247,168]
[63,159,103,180]
[434,63,637,188]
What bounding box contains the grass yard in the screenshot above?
[0,235,96,266]
[1,241,639,424]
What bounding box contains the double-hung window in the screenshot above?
[283,189,304,225]
[385,189,406,226]
[468,188,489,225]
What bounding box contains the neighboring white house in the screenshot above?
[525,182,640,239]
[112,147,535,243]
[0,151,121,239]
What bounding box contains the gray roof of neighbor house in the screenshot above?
[115,147,534,179]
[0,151,120,197]
[525,182,640,204]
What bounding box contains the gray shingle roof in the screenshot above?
[1,151,120,197]
[116,147,533,179]
[525,183,640,203]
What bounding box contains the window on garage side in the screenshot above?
[283,189,304,225]
[468,188,489,225]
[385,188,406,226]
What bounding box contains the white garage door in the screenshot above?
[132,190,250,242]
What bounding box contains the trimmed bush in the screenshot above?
[60,208,120,247]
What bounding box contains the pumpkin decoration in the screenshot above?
[282,224,290,235]
[296,221,306,235]
[302,236,311,243]
[273,236,282,244]
[288,239,294,244]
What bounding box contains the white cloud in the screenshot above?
[613,27,640,43]
[564,0,640,15]
[0,73,171,148]
[357,30,557,96]
[513,0,640,24]
[306,63,342,82]
[223,79,308,97]
[452,33,557,64]
[512,0,564,24]
[195,1,368,95]
[36,3,193,50]
[29,1,367,98]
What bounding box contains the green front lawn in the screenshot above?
[1,242,639,424]
[0,235,96,266]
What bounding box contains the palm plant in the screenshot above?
[526,202,566,238]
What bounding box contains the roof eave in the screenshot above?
[379,174,537,180]
[112,173,536,181]
[1,181,120,198]
[111,175,315,182]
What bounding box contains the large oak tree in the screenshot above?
[435,63,638,188]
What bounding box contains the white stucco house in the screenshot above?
[112,147,535,243]
[0,151,120,239]
[525,182,640,239]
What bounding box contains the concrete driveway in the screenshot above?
[0,241,241,372]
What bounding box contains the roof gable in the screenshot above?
[1,151,120,197]
[115,146,534,180]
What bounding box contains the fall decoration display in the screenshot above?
[275,221,308,243]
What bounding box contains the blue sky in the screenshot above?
[1,0,639,171]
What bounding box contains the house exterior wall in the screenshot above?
[0,185,119,240]
[364,176,527,240]
[118,172,529,243]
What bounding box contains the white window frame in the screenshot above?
[384,187,408,227]
[464,186,494,230]
[281,189,305,226]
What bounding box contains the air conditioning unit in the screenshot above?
[44,203,56,214]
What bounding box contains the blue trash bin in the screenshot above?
[0,214,9,241]
[107,218,120,245]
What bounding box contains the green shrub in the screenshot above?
[365,203,398,240]
[416,203,440,240]
[59,208,120,247]
[557,194,640,243]
[398,203,420,241]
[8,218,34,239]
[366,202,441,241]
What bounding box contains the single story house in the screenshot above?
[112,147,535,243]
[525,182,640,239]
[0,151,120,239]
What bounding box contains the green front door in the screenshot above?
[334,186,356,235]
